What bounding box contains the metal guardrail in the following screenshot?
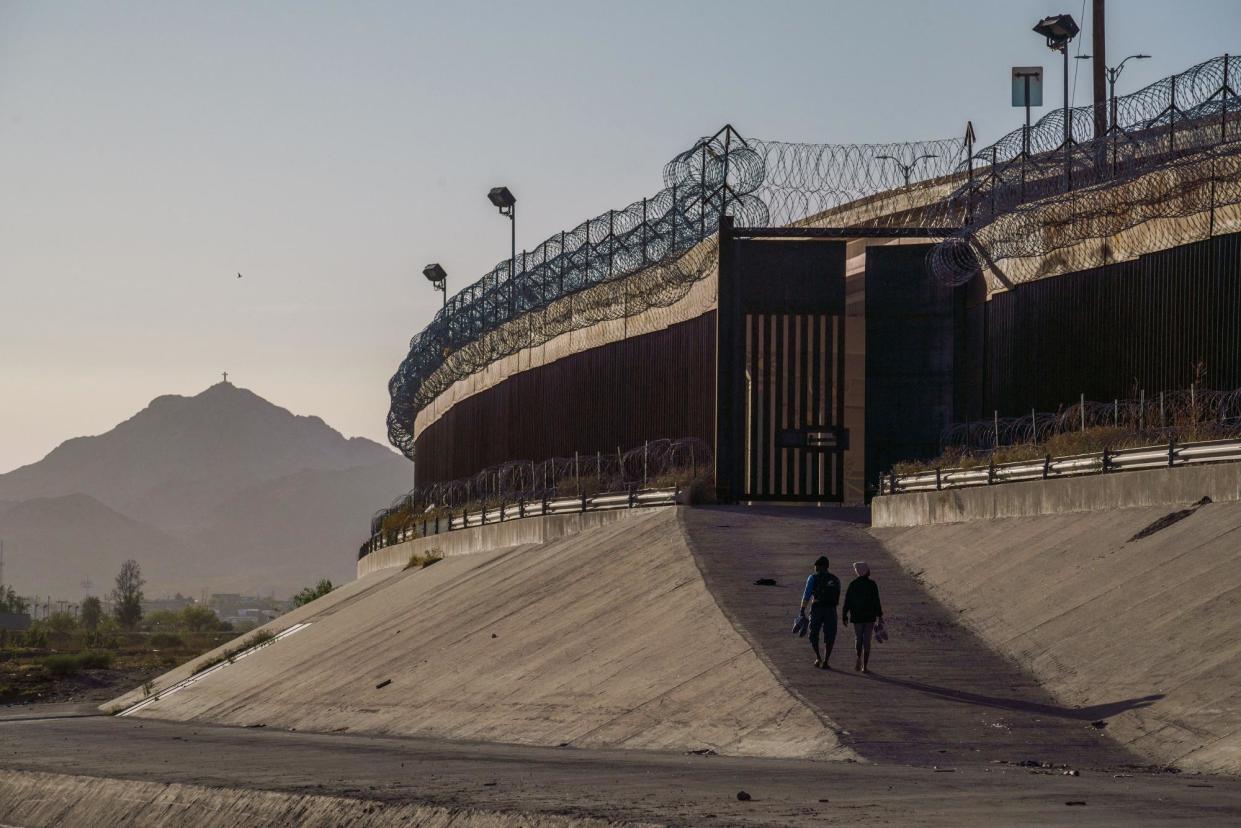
[877,437,1241,496]
[360,486,680,558]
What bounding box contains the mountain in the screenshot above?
[190,462,413,592]
[0,383,410,599]
[0,382,396,530]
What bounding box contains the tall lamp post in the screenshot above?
[1033,13,1080,188]
[875,153,939,188]
[1076,52,1150,174]
[422,262,447,309]
[487,186,516,317]
[1106,54,1151,131]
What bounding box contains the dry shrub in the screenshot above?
[404,550,444,570]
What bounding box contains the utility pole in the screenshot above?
[0,539,5,589]
[1093,0,1107,141]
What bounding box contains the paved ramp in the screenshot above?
[682,506,1138,768]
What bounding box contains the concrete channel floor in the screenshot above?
[680,506,1147,769]
[2,716,1241,827]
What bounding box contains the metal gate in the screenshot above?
[743,311,845,499]
[716,218,848,502]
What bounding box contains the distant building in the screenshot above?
[145,595,196,613]
[208,593,289,627]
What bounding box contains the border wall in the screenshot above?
[986,231,1241,413]
[413,314,715,484]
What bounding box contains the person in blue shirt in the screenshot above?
[799,555,841,669]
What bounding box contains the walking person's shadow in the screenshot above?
[862,672,1163,720]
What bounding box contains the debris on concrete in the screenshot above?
[687,748,718,756]
[1090,720,1107,728]
[1065,800,1087,806]
[736,790,752,801]
[375,679,392,689]
[754,578,777,586]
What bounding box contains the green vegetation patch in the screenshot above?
[190,628,279,676]
[39,650,113,677]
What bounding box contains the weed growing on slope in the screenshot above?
[190,628,278,675]
[404,550,444,571]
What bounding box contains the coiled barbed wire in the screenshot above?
[941,387,1241,454]
[363,437,711,550]
[385,126,754,460]
[388,55,1241,461]
[931,53,1241,285]
[387,128,963,460]
[748,137,965,228]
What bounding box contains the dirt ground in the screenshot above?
[2,715,1240,827]
[0,664,160,706]
[1,631,234,706]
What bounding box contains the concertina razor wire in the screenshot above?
[388,55,1241,461]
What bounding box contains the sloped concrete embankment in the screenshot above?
[0,769,657,828]
[873,495,1241,774]
[111,508,851,761]
[681,507,1137,769]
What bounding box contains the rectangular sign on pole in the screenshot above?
[1012,66,1044,107]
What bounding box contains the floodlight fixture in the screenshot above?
[487,186,517,316]
[422,262,447,284]
[1034,13,1080,187]
[1033,14,1079,52]
[487,186,516,215]
[422,262,447,308]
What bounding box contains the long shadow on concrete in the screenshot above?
[864,675,1164,721]
[681,505,1144,768]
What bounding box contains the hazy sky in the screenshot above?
[2,0,1237,473]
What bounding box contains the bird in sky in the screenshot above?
[237,272,244,279]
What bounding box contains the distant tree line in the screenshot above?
[8,560,336,636]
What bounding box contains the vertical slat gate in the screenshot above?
[743,310,844,500]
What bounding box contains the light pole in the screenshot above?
[1107,54,1151,131]
[1108,54,1152,175]
[876,153,939,188]
[422,263,447,309]
[1078,52,1150,175]
[1033,13,1080,188]
[487,186,516,318]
